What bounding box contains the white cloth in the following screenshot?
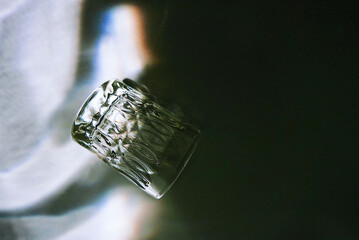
[0,1,158,239]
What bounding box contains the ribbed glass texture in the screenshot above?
[71,79,200,198]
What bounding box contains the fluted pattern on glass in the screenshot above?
[72,79,200,198]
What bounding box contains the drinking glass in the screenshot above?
[71,78,200,198]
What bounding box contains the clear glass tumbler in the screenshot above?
[71,79,200,198]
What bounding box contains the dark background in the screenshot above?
[83,1,359,239]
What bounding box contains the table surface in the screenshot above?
[1,1,358,239]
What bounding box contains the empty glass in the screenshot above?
[71,79,200,198]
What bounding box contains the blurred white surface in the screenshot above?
[0,1,158,239]
[0,0,84,209]
[94,5,151,82]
